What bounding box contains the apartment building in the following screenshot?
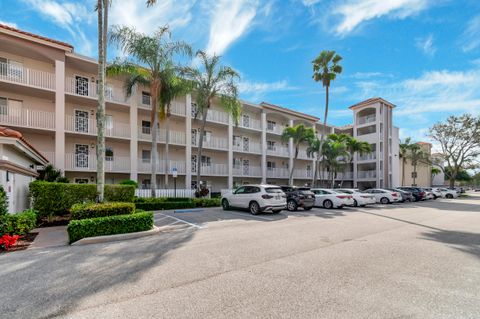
[0,24,400,192]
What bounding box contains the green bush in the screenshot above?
[2,209,37,235]
[67,212,154,243]
[119,179,138,188]
[71,202,135,220]
[104,184,135,202]
[0,186,7,235]
[193,198,221,207]
[134,197,191,204]
[134,199,195,211]
[29,181,97,218]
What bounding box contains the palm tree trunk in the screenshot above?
[413,163,417,186]
[96,0,106,202]
[311,155,317,187]
[288,147,298,186]
[401,158,405,186]
[196,106,209,192]
[150,84,159,197]
[164,110,170,188]
[319,85,329,187]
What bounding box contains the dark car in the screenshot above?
[397,187,426,201]
[387,188,413,202]
[280,186,315,211]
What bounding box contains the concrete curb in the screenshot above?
[71,226,161,246]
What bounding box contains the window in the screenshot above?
[244,186,260,194]
[142,120,151,134]
[233,135,241,147]
[105,147,113,161]
[75,144,89,168]
[243,137,249,151]
[142,92,151,105]
[201,156,211,166]
[191,102,198,118]
[8,60,23,79]
[75,178,89,184]
[267,161,276,170]
[142,150,151,163]
[233,158,241,168]
[267,141,276,151]
[0,97,7,115]
[75,75,89,96]
[203,131,211,143]
[142,179,151,189]
[74,110,89,133]
[267,120,276,131]
[243,159,250,174]
[105,115,113,130]
[242,114,250,127]
[234,186,246,194]
[191,155,197,172]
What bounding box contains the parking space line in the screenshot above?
[155,212,204,229]
[226,211,277,221]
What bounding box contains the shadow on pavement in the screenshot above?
[421,229,480,260]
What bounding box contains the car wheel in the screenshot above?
[323,199,333,209]
[287,200,298,211]
[446,194,453,199]
[380,197,390,204]
[249,201,260,215]
[221,199,230,210]
[353,199,358,207]
[272,210,282,214]
[304,206,313,211]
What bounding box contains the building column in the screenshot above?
[185,94,192,189]
[129,88,138,182]
[227,116,233,189]
[353,110,358,188]
[54,60,65,171]
[261,111,267,184]
[288,119,294,182]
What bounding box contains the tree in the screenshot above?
[341,135,371,186]
[307,136,321,186]
[182,51,241,191]
[109,26,191,197]
[408,143,429,186]
[281,124,315,186]
[431,166,441,185]
[429,114,480,187]
[312,50,343,185]
[321,134,349,188]
[37,164,69,183]
[399,138,413,186]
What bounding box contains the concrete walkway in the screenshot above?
[29,226,68,249]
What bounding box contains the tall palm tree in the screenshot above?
[307,136,321,186]
[399,138,413,186]
[321,134,349,188]
[312,50,342,185]
[108,26,191,197]
[342,135,371,186]
[281,124,315,186]
[95,0,157,201]
[182,51,242,192]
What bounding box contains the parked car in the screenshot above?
[363,189,401,204]
[421,188,435,200]
[311,188,354,208]
[386,188,413,202]
[424,187,442,199]
[221,184,286,214]
[397,187,426,201]
[437,187,459,199]
[280,186,315,211]
[335,189,376,207]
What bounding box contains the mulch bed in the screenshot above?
[37,215,71,228]
[0,232,38,253]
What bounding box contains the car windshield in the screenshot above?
[336,190,351,194]
[265,187,283,194]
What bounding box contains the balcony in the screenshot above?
[357,115,376,125]
[233,165,262,177]
[297,149,313,160]
[336,171,354,180]
[293,169,313,179]
[238,117,261,131]
[266,168,289,178]
[138,99,186,116]
[266,146,289,157]
[137,159,186,174]
[65,154,130,172]
[232,141,262,154]
[192,135,228,150]
[0,61,55,91]
[39,151,55,165]
[357,152,376,162]
[65,77,127,104]
[191,163,228,176]
[65,115,130,138]
[138,127,186,145]
[0,107,55,130]
[357,170,377,179]
[266,124,286,135]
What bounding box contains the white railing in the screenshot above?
[238,117,262,130]
[232,142,262,154]
[65,115,130,138]
[138,99,186,116]
[266,124,286,135]
[266,168,289,178]
[336,171,354,179]
[0,107,55,130]
[193,109,229,124]
[358,152,376,161]
[0,61,55,90]
[191,163,228,176]
[267,146,290,157]
[357,170,377,179]
[138,160,186,174]
[357,115,376,125]
[192,136,228,150]
[232,165,262,177]
[138,127,186,145]
[65,77,127,104]
[296,149,312,160]
[135,189,195,198]
[65,154,130,172]
[293,169,313,179]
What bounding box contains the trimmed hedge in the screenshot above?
[119,179,138,188]
[194,198,220,207]
[67,212,154,243]
[104,185,135,202]
[2,209,37,235]
[71,202,135,220]
[29,181,97,218]
[133,197,221,211]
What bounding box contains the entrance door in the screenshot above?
[75,144,89,168]
[75,110,89,133]
[243,137,249,152]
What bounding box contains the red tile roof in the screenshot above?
[0,126,49,163]
[348,97,396,110]
[0,24,73,50]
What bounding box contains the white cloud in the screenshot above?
[238,79,296,101]
[302,0,322,6]
[346,71,385,79]
[0,20,18,28]
[333,0,430,35]
[415,34,436,56]
[461,15,480,52]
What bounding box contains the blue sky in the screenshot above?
[1,0,480,145]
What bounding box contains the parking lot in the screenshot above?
[1,193,479,318]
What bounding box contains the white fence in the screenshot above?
[135,189,196,198]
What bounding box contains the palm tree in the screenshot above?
[182,51,242,192]
[281,124,315,186]
[431,166,441,186]
[408,143,429,186]
[342,135,371,186]
[321,134,349,188]
[312,50,342,185]
[307,136,321,186]
[399,138,413,186]
[108,26,191,197]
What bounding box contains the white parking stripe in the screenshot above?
[155,212,204,229]
[226,211,277,221]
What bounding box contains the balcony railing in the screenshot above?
[0,61,55,90]
[0,107,55,130]
[65,154,130,172]
[138,127,186,145]
[266,146,290,157]
[232,142,262,154]
[357,115,376,125]
[192,136,228,150]
[137,160,186,174]
[193,109,229,124]
[266,168,289,178]
[65,77,127,104]
[238,117,262,130]
[357,152,376,161]
[357,170,377,179]
[266,124,286,135]
[232,165,261,177]
[297,149,313,160]
[336,171,354,180]
[65,115,130,138]
[293,169,313,179]
[138,99,186,116]
[191,163,227,176]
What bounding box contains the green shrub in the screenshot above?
[193,198,221,207]
[29,181,97,218]
[0,186,7,235]
[104,184,135,202]
[134,197,191,204]
[119,179,138,188]
[2,209,37,235]
[67,212,154,243]
[71,202,135,220]
[134,198,195,211]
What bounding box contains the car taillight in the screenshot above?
[337,195,348,199]
[392,193,398,197]
[262,194,273,199]
[420,192,425,196]
[361,195,370,198]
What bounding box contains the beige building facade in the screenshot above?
[400,142,432,187]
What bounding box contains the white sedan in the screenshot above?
[363,189,401,204]
[311,188,354,209]
[335,189,376,207]
[436,188,459,199]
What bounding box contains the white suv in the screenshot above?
[437,188,459,199]
[221,185,287,215]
